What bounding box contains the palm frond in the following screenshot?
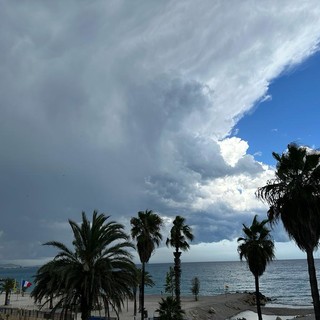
[32,210,135,320]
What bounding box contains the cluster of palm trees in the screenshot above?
[239,143,320,320]
[31,210,193,320]
[131,211,193,320]
[31,142,320,320]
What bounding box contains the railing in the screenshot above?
[89,317,117,320]
[0,307,74,320]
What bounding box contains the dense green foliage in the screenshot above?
[164,266,175,297]
[156,296,185,320]
[0,278,15,305]
[257,143,320,320]
[31,211,137,320]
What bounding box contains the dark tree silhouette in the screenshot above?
[166,215,194,306]
[131,209,163,320]
[164,266,175,297]
[0,278,15,306]
[132,269,155,317]
[238,215,275,320]
[156,296,185,320]
[32,211,136,320]
[257,143,320,320]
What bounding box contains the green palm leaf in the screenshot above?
[32,210,137,320]
[256,143,320,320]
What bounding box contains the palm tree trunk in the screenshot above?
[103,297,110,320]
[49,293,53,309]
[4,291,9,306]
[254,274,262,320]
[80,297,91,320]
[81,309,90,320]
[174,251,182,306]
[107,300,110,320]
[139,285,142,312]
[306,249,320,320]
[141,262,145,320]
[133,287,137,316]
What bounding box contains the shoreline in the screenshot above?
[1,292,315,320]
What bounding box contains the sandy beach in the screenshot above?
[1,292,315,320]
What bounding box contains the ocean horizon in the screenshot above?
[0,259,319,307]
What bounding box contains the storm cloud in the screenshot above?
[0,1,320,264]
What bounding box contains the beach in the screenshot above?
[1,292,315,320]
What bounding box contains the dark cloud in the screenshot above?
[0,1,319,264]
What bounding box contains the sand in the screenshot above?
[1,292,315,320]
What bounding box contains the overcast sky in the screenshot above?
[1,1,320,266]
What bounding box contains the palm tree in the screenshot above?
[132,269,155,317]
[237,215,275,320]
[166,215,194,306]
[164,266,175,297]
[130,209,163,320]
[31,261,60,309]
[257,143,320,320]
[156,296,185,320]
[0,278,15,305]
[31,211,137,320]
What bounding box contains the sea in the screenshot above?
[0,259,319,308]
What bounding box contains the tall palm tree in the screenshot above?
[130,209,163,320]
[237,215,275,320]
[257,143,320,320]
[0,278,15,305]
[166,215,194,306]
[31,211,137,320]
[132,269,155,317]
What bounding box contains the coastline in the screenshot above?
[1,292,314,320]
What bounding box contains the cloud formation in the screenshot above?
[0,1,320,264]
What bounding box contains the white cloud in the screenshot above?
[218,137,249,167]
[192,170,273,212]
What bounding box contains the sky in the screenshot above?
[1,1,320,266]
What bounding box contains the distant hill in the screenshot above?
[0,263,22,269]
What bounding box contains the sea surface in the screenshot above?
[0,259,319,307]
[142,259,320,307]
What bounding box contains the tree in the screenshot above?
[166,215,194,306]
[164,266,175,297]
[257,143,320,320]
[190,277,200,301]
[31,261,60,309]
[132,269,155,317]
[0,278,15,305]
[130,209,163,320]
[237,215,275,320]
[31,211,137,320]
[156,296,185,320]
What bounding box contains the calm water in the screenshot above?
[0,266,36,293]
[1,259,319,307]
[144,259,320,307]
